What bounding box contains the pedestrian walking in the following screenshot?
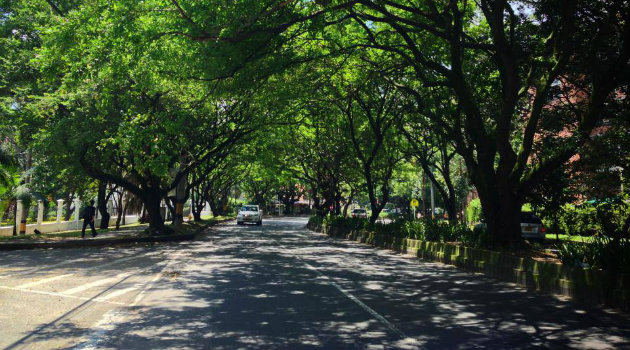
[81,200,98,238]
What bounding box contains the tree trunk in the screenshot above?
[445,196,458,226]
[172,175,187,226]
[115,191,124,230]
[190,188,204,221]
[342,190,355,217]
[12,199,17,236]
[143,190,165,234]
[192,209,202,222]
[421,173,427,218]
[479,185,523,247]
[121,196,129,226]
[208,198,219,217]
[165,198,175,223]
[97,181,110,229]
[217,191,230,216]
[42,200,50,221]
[63,196,74,221]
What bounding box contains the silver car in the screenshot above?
[237,205,263,225]
[520,212,546,242]
[351,208,368,219]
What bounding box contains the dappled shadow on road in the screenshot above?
[72,218,630,350]
[72,229,413,350]
[3,218,629,350]
[273,225,630,350]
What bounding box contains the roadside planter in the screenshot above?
[312,223,630,312]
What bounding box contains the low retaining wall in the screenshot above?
[0,215,139,236]
[320,226,630,312]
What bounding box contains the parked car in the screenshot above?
[237,205,262,225]
[474,212,546,242]
[351,208,368,219]
[520,212,546,242]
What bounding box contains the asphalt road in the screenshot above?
[0,217,628,350]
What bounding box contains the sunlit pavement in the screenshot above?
[0,217,628,350]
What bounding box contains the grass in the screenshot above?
[0,222,146,241]
[200,214,233,221]
[545,233,596,243]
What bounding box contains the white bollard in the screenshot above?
[15,200,23,231]
[107,200,114,224]
[56,199,64,223]
[74,199,81,222]
[37,200,44,226]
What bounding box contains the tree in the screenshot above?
[401,99,463,224]
[31,2,266,232]
[332,73,405,224]
[305,0,630,245]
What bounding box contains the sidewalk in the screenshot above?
[0,218,232,251]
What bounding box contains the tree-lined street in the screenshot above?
[1,218,628,350]
[1,1,630,348]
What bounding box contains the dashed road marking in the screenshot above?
[62,272,133,295]
[0,285,126,306]
[16,274,75,289]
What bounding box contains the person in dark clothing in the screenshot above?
[81,200,98,238]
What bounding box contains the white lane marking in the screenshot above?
[74,250,184,350]
[303,260,409,339]
[266,230,421,349]
[0,285,126,306]
[16,274,75,289]
[62,272,133,295]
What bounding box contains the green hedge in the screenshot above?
[549,200,630,237]
[316,215,484,247]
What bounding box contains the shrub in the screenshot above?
[465,198,482,225]
[372,219,407,238]
[307,216,324,231]
[555,200,630,237]
[323,216,368,235]
[400,219,478,244]
[594,199,630,238]
[402,220,427,240]
[555,236,630,273]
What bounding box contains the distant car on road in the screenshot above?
[351,208,368,219]
[237,205,262,225]
[474,212,546,242]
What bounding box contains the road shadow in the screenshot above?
[4,218,629,350]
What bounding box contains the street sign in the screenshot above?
[410,199,419,207]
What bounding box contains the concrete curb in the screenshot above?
[0,218,233,251]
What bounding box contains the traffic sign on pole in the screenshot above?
[410,199,419,220]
